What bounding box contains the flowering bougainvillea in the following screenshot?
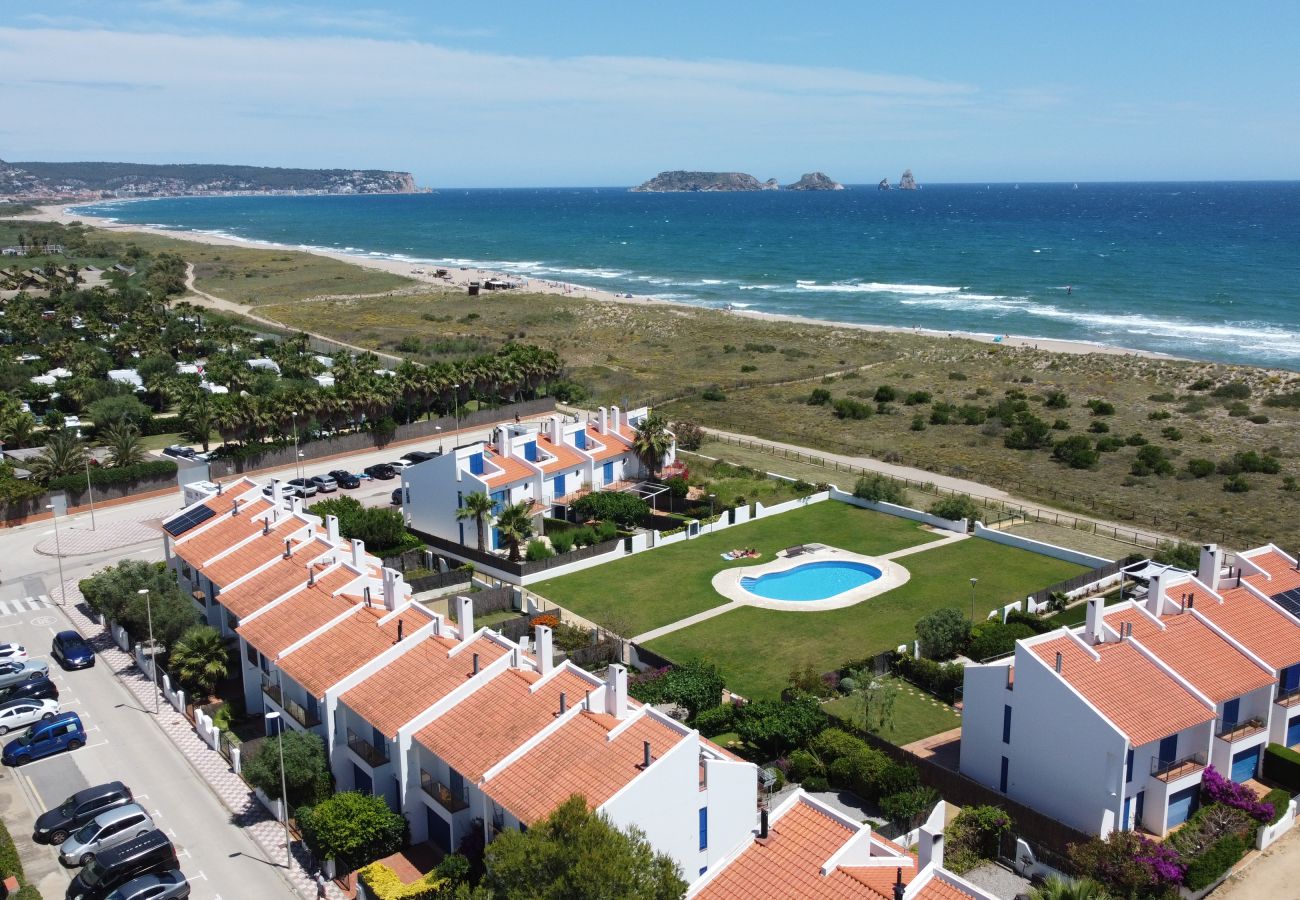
[1201,764,1274,823]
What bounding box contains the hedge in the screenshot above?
[1183,833,1246,891]
[0,819,21,883]
[358,861,449,899]
[47,459,177,491]
[1263,743,1300,793]
[891,654,965,703]
[1262,788,1292,826]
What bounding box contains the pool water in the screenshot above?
[739,560,882,602]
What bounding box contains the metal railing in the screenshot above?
[420,771,469,813]
[1277,685,1300,708]
[1215,717,1266,742]
[347,728,389,767]
[1150,752,1207,781]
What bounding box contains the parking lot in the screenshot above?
[0,585,294,899]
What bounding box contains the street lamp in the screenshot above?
[138,588,159,714]
[296,451,305,485]
[46,504,67,607]
[969,577,979,623]
[83,457,96,531]
[452,384,461,436]
[290,413,300,481]
[708,493,717,534]
[263,711,292,868]
[435,425,443,454]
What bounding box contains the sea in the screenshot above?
[71,182,1300,370]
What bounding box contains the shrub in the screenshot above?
[1125,433,1148,446]
[892,655,965,703]
[1068,831,1182,897]
[692,704,736,738]
[852,474,905,505]
[910,414,926,431]
[1248,413,1270,424]
[837,676,857,694]
[1087,421,1110,434]
[1183,833,1246,891]
[904,390,932,405]
[734,696,828,757]
[1161,426,1183,441]
[1131,444,1174,477]
[1095,436,1123,452]
[959,405,988,425]
[673,420,704,451]
[832,398,873,420]
[881,786,940,831]
[242,730,333,811]
[786,748,823,782]
[915,607,972,659]
[808,727,868,763]
[524,539,553,561]
[948,371,968,380]
[1187,457,1215,478]
[1153,542,1201,569]
[358,861,448,900]
[627,660,725,720]
[1200,765,1275,822]
[47,458,177,492]
[1087,399,1116,416]
[740,364,757,373]
[1262,788,1292,825]
[1223,474,1251,493]
[1230,450,1281,474]
[1043,390,1070,409]
[1149,391,1176,402]
[967,621,1036,661]
[299,792,406,872]
[594,520,619,542]
[701,387,726,401]
[1285,476,1299,492]
[570,491,649,528]
[1053,435,1098,469]
[1148,409,1173,420]
[1003,414,1052,450]
[928,495,980,526]
[873,385,897,403]
[550,530,575,554]
[944,805,1012,874]
[808,388,832,406]
[1188,377,1214,391]
[1264,743,1300,792]
[1227,401,1252,417]
[1211,381,1251,400]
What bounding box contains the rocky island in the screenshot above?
[784,172,845,191]
[631,171,779,192]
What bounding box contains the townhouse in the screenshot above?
[962,542,1300,838]
[402,405,674,552]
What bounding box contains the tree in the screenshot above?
[734,696,827,757]
[86,394,152,431]
[1152,542,1200,570]
[494,499,535,562]
[627,661,725,720]
[632,414,673,481]
[928,495,980,527]
[1067,831,1180,899]
[915,607,972,659]
[483,795,685,900]
[178,385,216,452]
[569,491,649,528]
[880,786,939,831]
[1053,435,1099,470]
[168,625,229,699]
[28,428,89,482]
[857,676,901,735]
[242,728,333,812]
[101,422,145,468]
[672,420,704,451]
[298,791,405,872]
[852,474,906,505]
[456,492,496,552]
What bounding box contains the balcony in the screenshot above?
[1150,752,1207,783]
[261,681,321,728]
[1215,717,1266,743]
[420,771,469,813]
[1277,686,1300,709]
[347,728,389,768]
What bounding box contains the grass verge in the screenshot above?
[824,679,962,747]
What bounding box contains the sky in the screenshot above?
[1,1,1297,187]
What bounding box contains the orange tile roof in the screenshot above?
[1029,635,1213,746]
[535,435,584,474]
[480,447,535,487]
[237,568,358,656]
[172,498,275,568]
[483,710,685,826]
[1103,609,1275,703]
[1197,585,1300,670]
[583,427,628,462]
[416,666,597,781]
[279,605,431,698]
[1242,548,1300,597]
[216,545,332,621]
[200,518,316,586]
[341,633,510,737]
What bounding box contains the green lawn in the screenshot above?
[824,679,962,746]
[531,502,935,637]
[646,537,1085,700]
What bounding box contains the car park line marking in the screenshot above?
[80,739,109,750]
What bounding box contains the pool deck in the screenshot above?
[711,546,910,611]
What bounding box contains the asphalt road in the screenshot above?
[0,583,294,899]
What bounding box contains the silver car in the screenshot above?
[59,803,155,867]
[104,871,191,899]
[0,658,48,688]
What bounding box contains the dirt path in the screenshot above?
[1214,824,1300,899]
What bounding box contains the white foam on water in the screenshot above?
[796,281,964,295]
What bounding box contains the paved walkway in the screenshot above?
[59,580,347,900]
[34,519,161,557]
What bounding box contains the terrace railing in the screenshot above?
[1276,685,1300,708]
[1215,717,1266,742]
[1150,752,1207,782]
[421,771,470,813]
[347,728,389,768]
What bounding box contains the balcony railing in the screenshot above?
[347,728,389,767]
[1216,717,1266,742]
[1277,685,1300,708]
[1150,752,1207,782]
[262,681,321,728]
[420,771,469,813]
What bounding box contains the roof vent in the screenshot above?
[1054,652,1063,673]
[263,518,270,536]
[893,868,905,900]
[283,539,292,559]
[307,565,315,587]
[396,620,404,643]
[584,689,592,711]
[641,740,652,769]
[363,586,372,608]
[472,652,480,675]
[231,497,239,516]
[558,692,567,715]
[1187,594,1195,610]
[759,808,769,839]
[216,482,223,496]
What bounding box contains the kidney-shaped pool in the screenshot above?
[739,560,883,602]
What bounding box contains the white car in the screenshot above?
[0,643,27,664]
[0,697,59,735]
[387,459,413,471]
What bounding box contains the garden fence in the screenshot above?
[1026,555,1144,608]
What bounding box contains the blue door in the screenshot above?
[427,807,451,852]
[1288,716,1300,747]
[1134,791,1145,830]
[603,461,614,484]
[1231,745,1261,783]
[1167,785,1199,829]
[353,763,372,796]
[553,474,566,498]
[1158,734,1178,767]
[1123,795,1132,831]
[1222,698,1240,730]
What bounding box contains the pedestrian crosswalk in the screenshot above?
[0,596,53,618]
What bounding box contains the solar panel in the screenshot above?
[1270,588,1300,618]
[163,504,216,537]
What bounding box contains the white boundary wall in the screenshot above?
[828,487,968,534]
[1257,799,1297,850]
[972,522,1110,567]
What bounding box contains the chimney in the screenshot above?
[1054,652,1063,673]
[759,808,769,839]
[325,514,340,545]
[1187,593,1195,610]
[270,478,282,507]
[1146,570,1166,616]
[351,538,366,568]
[604,664,628,718]
[893,868,905,900]
[610,405,622,433]
[551,413,564,441]
[559,692,567,714]
[1084,597,1103,644]
[641,740,652,769]
[216,481,223,496]
[1198,544,1223,591]
[231,497,240,516]
[535,624,554,675]
[597,406,608,435]
[472,652,480,675]
[584,689,592,711]
[918,827,944,870]
[290,496,303,515]
[496,425,513,458]
[363,586,372,608]
[456,596,475,642]
[381,567,399,611]
[396,620,404,643]
[283,538,292,559]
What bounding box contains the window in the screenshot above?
[698,807,708,851]
[1002,706,1012,744]
[999,756,1009,793]
[1126,748,1134,783]
[245,641,257,667]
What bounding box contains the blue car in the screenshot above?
[52,631,95,670]
[3,712,86,766]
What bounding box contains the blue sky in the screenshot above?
[3,1,1297,186]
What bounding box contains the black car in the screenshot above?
[35,781,134,846]
[0,674,58,704]
[52,630,96,670]
[66,829,178,900]
[364,463,396,480]
[391,487,404,506]
[327,469,361,489]
[400,450,439,465]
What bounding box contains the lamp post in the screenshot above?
[83,457,96,531]
[969,577,979,623]
[708,493,717,534]
[138,588,159,713]
[297,451,305,485]
[452,384,460,437]
[290,413,301,481]
[435,425,443,454]
[263,711,292,868]
[46,504,67,607]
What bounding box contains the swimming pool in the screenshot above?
[739,560,883,602]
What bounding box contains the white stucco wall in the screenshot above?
[702,758,759,876]
[971,522,1112,567]
[602,734,703,877]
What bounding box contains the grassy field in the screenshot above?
[531,502,936,638]
[645,537,1084,700]
[824,679,962,746]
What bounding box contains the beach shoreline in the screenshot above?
[26,201,1179,363]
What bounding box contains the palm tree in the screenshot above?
[0,411,37,449]
[456,492,497,552]
[1028,876,1112,900]
[101,422,145,468]
[169,625,230,700]
[494,500,535,562]
[28,429,89,481]
[178,386,215,452]
[632,414,673,480]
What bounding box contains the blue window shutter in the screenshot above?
[999,757,1009,793]
[1002,706,1012,744]
[373,726,385,752]
[698,807,708,850]
[1284,665,1300,692]
[1126,748,1134,783]
[1222,698,1240,729]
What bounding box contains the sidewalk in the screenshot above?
[34,519,161,557]
[59,580,347,900]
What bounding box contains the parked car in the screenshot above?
[66,829,178,900]
[52,631,95,670]
[391,488,404,506]
[327,469,360,489]
[60,804,156,868]
[286,478,318,498]
[0,697,59,735]
[261,482,294,500]
[387,459,413,472]
[0,674,58,704]
[400,450,439,464]
[0,642,27,663]
[103,871,191,900]
[3,711,86,766]
[35,782,134,846]
[308,474,338,493]
[160,446,196,460]
[363,463,396,480]
[0,658,49,688]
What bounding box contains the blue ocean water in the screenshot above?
[73,182,1300,369]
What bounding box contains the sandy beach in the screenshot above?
[26,201,1176,362]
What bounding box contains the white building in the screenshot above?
[962,543,1300,838]
[106,368,145,391]
[246,358,281,375]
